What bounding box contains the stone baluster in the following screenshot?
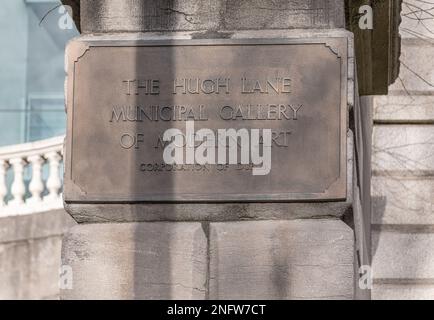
[9,158,27,206]
[27,155,45,204]
[45,151,62,202]
[0,160,9,208]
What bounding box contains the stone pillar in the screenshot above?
[61,0,356,300]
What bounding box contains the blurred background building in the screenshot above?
[0,0,77,299]
[0,0,77,146]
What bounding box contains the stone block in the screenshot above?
[222,0,345,30]
[80,0,345,33]
[400,0,434,40]
[61,222,207,300]
[373,284,434,300]
[0,210,75,300]
[372,176,434,224]
[0,209,75,243]
[372,125,434,173]
[0,236,63,300]
[373,95,434,123]
[209,219,354,299]
[372,229,434,279]
[389,41,434,94]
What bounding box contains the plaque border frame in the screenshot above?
[64,37,349,203]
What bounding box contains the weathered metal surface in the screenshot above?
[64,38,348,203]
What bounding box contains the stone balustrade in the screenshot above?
[0,136,64,217]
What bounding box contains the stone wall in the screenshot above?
[0,210,75,299]
[62,219,354,300]
[60,0,359,300]
[371,0,434,299]
[78,0,345,33]
[60,29,358,299]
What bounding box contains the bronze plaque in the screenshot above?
[64,38,348,203]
